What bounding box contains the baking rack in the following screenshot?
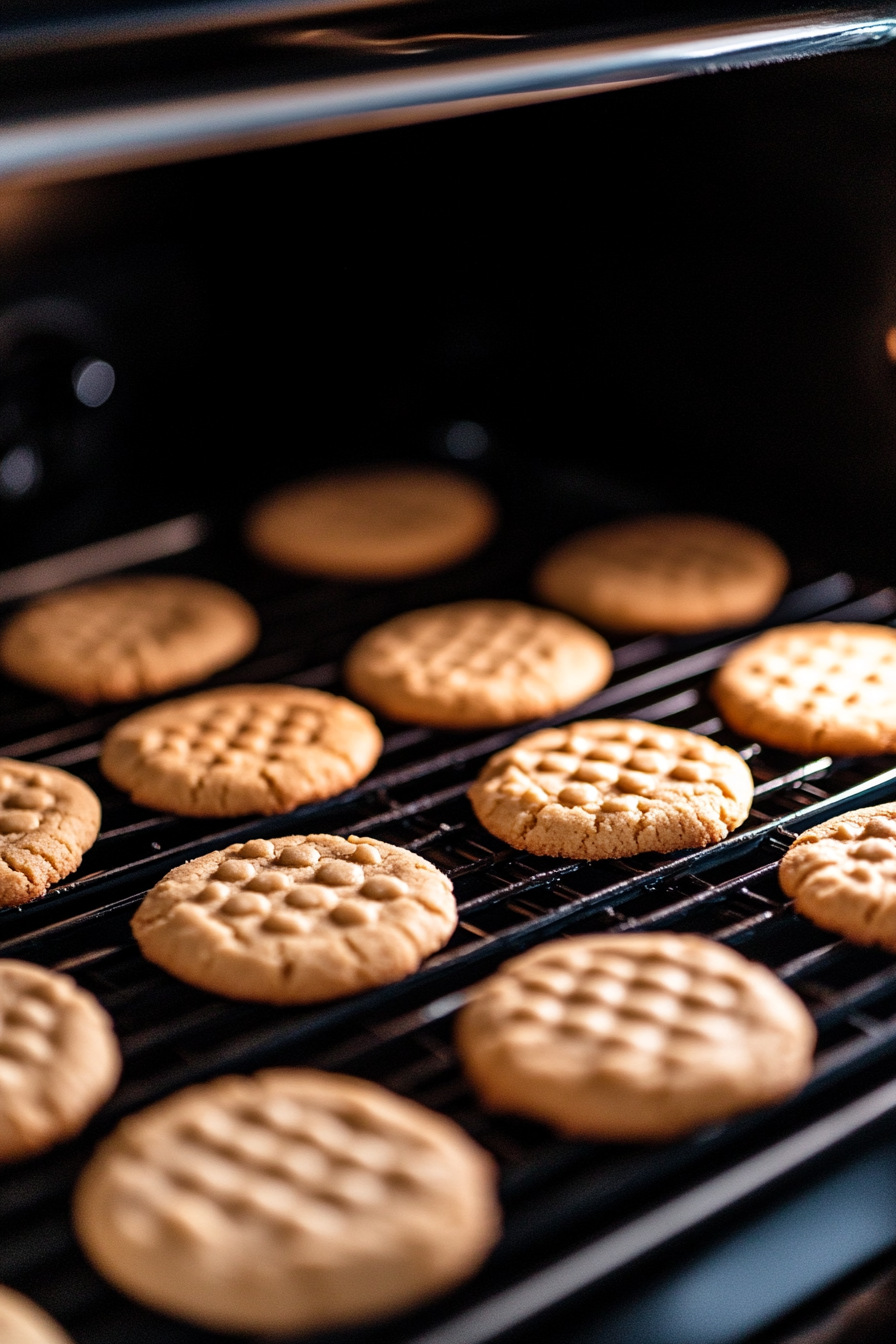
[3,514,896,1343]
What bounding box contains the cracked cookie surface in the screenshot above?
[100,685,382,817]
[468,719,753,860]
[713,622,896,755]
[245,466,498,580]
[132,833,457,1002]
[780,803,896,950]
[346,599,613,729]
[0,959,120,1161]
[0,1287,73,1344]
[456,934,816,1139]
[74,1068,500,1333]
[0,758,101,906]
[0,576,259,704]
[535,514,788,634]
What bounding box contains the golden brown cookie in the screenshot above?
[0,576,259,704]
[0,759,101,907]
[245,466,498,580]
[0,959,120,1162]
[132,833,457,1003]
[345,600,613,729]
[0,1287,73,1344]
[468,719,753,860]
[456,933,816,1139]
[779,803,896,949]
[74,1068,500,1334]
[712,623,896,755]
[535,514,789,634]
[100,684,382,817]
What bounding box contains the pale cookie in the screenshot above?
[132,833,457,1003]
[0,959,120,1162]
[0,759,101,907]
[100,685,382,817]
[456,933,816,1139]
[0,576,259,704]
[535,514,789,634]
[345,600,613,729]
[713,623,896,755]
[245,466,498,580]
[468,719,753,860]
[0,1287,73,1344]
[74,1068,500,1334]
[779,803,896,950]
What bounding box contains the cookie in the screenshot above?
[100,685,382,817]
[468,719,753,860]
[0,959,120,1161]
[779,803,896,950]
[74,1067,500,1333]
[456,933,816,1139]
[132,833,457,1003]
[245,466,498,580]
[712,622,896,755]
[0,1287,73,1344]
[0,576,259,704]
[345,600,613,729]
[0,759,101,907]
[535,514,789,634]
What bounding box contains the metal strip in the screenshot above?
[0,10,893,185]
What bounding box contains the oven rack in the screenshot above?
[2,539,896,1341]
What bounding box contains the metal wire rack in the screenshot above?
[2,516,896,1344]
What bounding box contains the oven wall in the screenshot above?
[0,38,894,576]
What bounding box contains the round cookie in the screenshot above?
[0,576,259,704]
[0,1288,73,1344]
[132,833,457,1003]
[245,466,498,581]
[0,959,120,1161]
[468,719,753,860]
[456,933,816,1139]
[712,623,896,755]
[535,514,789,634]
[779,803,896,950]
[100,685,382,817]
[0,759,101,907]
[74,1067,500,1334]
[345,600,613,729]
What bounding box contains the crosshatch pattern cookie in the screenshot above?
[0,960,120,1162]
[0,1286,73,1344]
[780,803,896,950]
[101,685,382,817]
[468,720,753,860]
[713,623,896,755]
[245,466,498,580]
[345,600,613,729]
[0,576,259,704]
[535,514,789,634]
[456,934,816,1139]
[0,759,101,906]
[74,1068,501,1334]
[132,834,458,1003]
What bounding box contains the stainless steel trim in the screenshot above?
[0,9,893,186]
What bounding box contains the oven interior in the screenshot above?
[2,36,896,1344]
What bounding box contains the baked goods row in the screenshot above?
[3,786,893,1338]
[0,466,791,710]
[1,614,894,906]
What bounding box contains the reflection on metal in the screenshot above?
[0,9,893,185]
[0,513,208,601]
[273,28,530,55]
